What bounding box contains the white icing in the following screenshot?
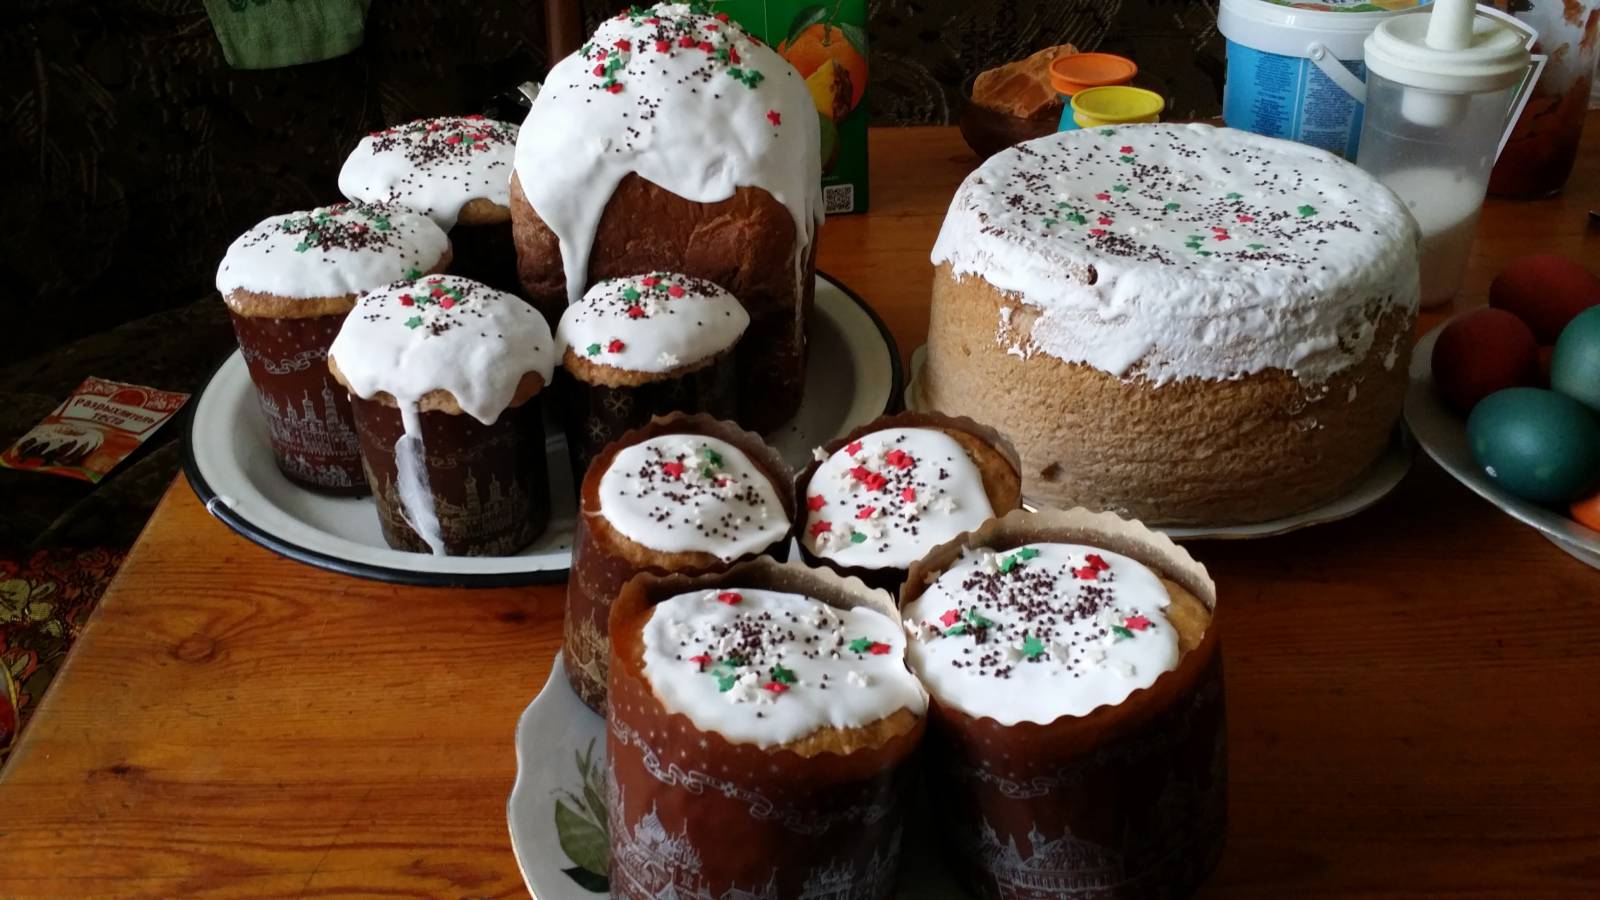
[930,123,1421,385]
[329,275,556,425]
[902,543,1179,725]
[556,272,749,373]
[338,115,519,231]
[513,3,822,308]
[216,201,450,299]
[641,588,928,748]
[597,434,789,560]
[804,428,996,570]
[394,404,445,555]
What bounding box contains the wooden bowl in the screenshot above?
[958,98,1061,161]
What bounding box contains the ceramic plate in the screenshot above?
[507,656,964,899]
[183,274,901,586]
[903,345,1413,541]
[1405,325,1600,569]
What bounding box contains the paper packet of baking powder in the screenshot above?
[0,377,189,483]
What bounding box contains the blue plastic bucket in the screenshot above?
[1218,0,1427,159]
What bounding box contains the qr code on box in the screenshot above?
[823,183,855,215]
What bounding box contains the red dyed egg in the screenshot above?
[1432,308,1540,414]
[1573,491,1600,531]
[1488,254,1600,344]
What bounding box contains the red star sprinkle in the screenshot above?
[662,461,686,479]
[398,295,415,306]
[1095,192,1111,201]
[1088,228,1106,237]
[763,682,789,694]
[806,495,826,511]
[884,449,915,469]
[655,39,671,52]
[666,284,685,298]
[849,466,888,491]
[767,110,781,126]
[810,520,833,537]
[430,287,445,297]
[641,275,659,286]
[716,591,743,605]
[626,305,645,319]
[856,506,876,520]
[1098,216,1113,226]
[1125,614,1153,631]
[1085,553,1110,571]
[689,654,712,671]
[1214,233,1230,241]
[1120,145,1135,153]
[1072,565,1100,580]
[1237,214,1255,223]
[715,11,729,20]
[595,49,607,60]
[868,642,891,655]
[614,39,631,51]
[606,83,624,94]
[697,40,713,52]
[439,298,455,309]
[607,339,625,352]
[646,16,660,23]
[1211,226,1228,234]
[845,441,863,456]
[939,609,961,627]
[464,114,484,120]
[593,64,606,76]
[705,23,719,31]
[901,487,917,503]
[729,46,741,64]
[679,35,695,47]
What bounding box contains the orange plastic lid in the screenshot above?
[1049,53,1139,96]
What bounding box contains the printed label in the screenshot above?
[1223,43,1366,159]
[0,377,189,483]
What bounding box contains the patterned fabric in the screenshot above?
[0,547,125,764]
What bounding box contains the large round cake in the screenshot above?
[924,123,1420,525]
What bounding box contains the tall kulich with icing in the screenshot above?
[566,413,794,713]
[327,274,557,556]
[900,508,1225,899]
[924,123,1421,525]
[606,558,928,900]
[510,2,823,434]
[554,272,749,480]
[796,411,1024,592]
[216,201,451,495]
[339,115,524,296]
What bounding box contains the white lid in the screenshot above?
[1218,0,1418,60]
[1364,6,1530,93]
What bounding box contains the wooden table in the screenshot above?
[3,123,1599,899]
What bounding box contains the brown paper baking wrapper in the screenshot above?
[349,395,550,556]
[555,350,738,486]
[445,221,523,302]
[564,412,796,714]
[230,310,367,495]
[794,411,1023,595]
[606,557,924,900]
[901,507,1226,900]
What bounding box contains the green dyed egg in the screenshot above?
[1551,306,1600,413]
[1467,387,1600,504]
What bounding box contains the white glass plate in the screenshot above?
[1405,325,1600,569]
[183,274,901,585]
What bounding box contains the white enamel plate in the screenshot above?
[184,274,901,586]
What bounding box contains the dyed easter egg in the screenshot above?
[1431,308,1540,414]
[1550,306,1600,413]
[1467,388,1600,504]
[1489,254,1600,344]
[1572,491,1600,531]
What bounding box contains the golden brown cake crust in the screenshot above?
[222,248,452,319]
[560,343,723,388]
[923,263,1411,526]
[326,358,545,416]
[454,196,511,227]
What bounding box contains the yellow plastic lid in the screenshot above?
[1071,86,1166,125]
[1048,53,1139,96]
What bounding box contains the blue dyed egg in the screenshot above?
[1551,306,1600,414]
[1467,388,1600,504]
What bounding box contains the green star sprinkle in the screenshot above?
[716,673,737,692]
[1226,192,1243,200]
[770,665,796,685]
[586,343,602,356]
[1164,202,1180,211]
[404,267,422,281]
[966,609,994,629]
[1021,634,1045,661]
[1247,243,1266,250]
[1298,205,1318,217]
[1099,128,1118,136]
[699,447,723,468]
[1016,547,1040,561]
[1112,625,1135,640]
[1112,183,1129,193]
[848,637,873,654]
[622,287,641,302]
[850,531,867,544]
[404,316,423,329]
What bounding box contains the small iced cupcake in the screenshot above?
[338,115,521,295]
[900,508,1225,900]
[328,274,556,556]
[554,272,748,481]
[218,201,450,494]
[565,413,794,712]
[797,412,1023,592]
[607,558,927,900]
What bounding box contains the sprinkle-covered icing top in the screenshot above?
[556,272,749,373]
[641,588,928,747]
[804,428,997,570]
[514,2,822,307]
[217,202,449,300]
[597,434,789,560]
[931,123,1420,385]
[329,275,556,424]
[901,543,1178,725]
[339,115,520,231]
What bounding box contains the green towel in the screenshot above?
[203,0,370,70]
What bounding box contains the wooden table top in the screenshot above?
[3,123,1599,899]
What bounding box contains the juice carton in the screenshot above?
[719,0,869,214]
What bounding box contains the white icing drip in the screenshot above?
[338,115,519,231]
[597,434,789,560]
[804,428,996,570]
[641,588,928,748]
[394,404,446,556]
[512,3,822,309]
[328,275,556,425]
[902,543,1179,725]
[556,272,749,373]
[931,123,1421,385]
[216,201,450,299]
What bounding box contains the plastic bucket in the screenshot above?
[1218,0,1427,159]
[1071,86,1166,128]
